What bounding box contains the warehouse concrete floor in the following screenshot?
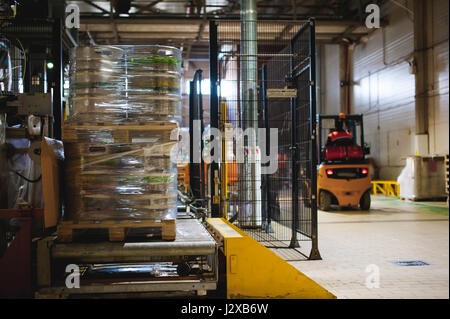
[289,196,449,299]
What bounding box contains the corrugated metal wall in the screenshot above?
[318,0,449,180]
[351,2,416,180]
[428,0,449,155]
[319,44,341,115]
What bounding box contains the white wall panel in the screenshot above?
[316,0,448,180]
[351,3,416,180]
[322,44,341,115]
[376,63,415,110]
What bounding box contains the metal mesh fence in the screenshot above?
[189,70,206,204]
[211,20,320,258]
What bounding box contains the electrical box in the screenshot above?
[16,93,52,116]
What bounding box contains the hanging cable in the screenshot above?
[15,37,26,82]
[12,171,42,183]
[389,0,414,18]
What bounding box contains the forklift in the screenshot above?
[316,114,372,211]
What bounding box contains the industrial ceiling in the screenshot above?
[67,0,380,62]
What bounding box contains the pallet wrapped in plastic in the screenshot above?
[68,45,181,124]
[397,155,447,200]
[126,45,181,74]
[63,45,181,223]
[64,141,177,221]
[69,46,125,96]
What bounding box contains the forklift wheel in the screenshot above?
[360,191,371,210]
[319,191,332,211]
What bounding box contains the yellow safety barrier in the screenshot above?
[221,102,228,219]
[206,218,336,299]
[371,181,400,198]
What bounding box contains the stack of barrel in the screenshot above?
[59,45,181,242]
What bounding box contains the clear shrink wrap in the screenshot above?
[126,45,181,75]
[64,141,177,221]
[397,155,447,200]
[64,45,181,222]
[68,45,181,124]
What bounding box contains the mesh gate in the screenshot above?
[189,70,206,205]
[210,19,320,259]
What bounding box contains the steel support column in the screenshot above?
[209,20,220,217]
[308,19,321,260]
[289,44,299,248]
[240,0,261,227]
[413,0,432,151]
[52,18,63,140]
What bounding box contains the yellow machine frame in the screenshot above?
[221,102,228,219]
[210,105,335,299]
[206,218,336,299]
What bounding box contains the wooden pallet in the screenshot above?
[73,193,177,212]
[57,219,176,242]
[64,141,175,159]
[62,121,178,143]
